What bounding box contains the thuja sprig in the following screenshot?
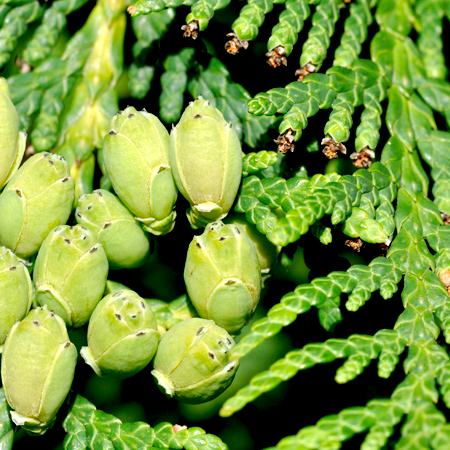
[159,48,195,123]
[63,395,228,450]
[242,150,278,177]
[0,1,44,69]
[228,255,402,363]
[295,0,343,80]
[183,0,233,37]
[248,59,387,154]
[266,0,311,68]
[220,329,406,417]
[415,0,446,80]
[224,0,283,55]
[235,162,397,246]
[129,9,175,99]
[22,0,90,66]
[332,0,376,68]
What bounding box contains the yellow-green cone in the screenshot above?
[0,153,75,260]
[81,289,160,379]
[1,306,77,435]
[103,107,178,235]
[76,189,151,269]
[169,96,242,229]
[0,246,33,351]
[184,221,261,334]
[33,225,109,328]
[0,77,26,191]
[152,318,238,404]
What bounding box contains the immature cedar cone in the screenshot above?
[152,318,239,403]
[1,306,77,434]
[184,221,261,334]
[0,246,33,350]
[103,107,178,236]
[0,153,75,260]
[81,290,160,379]
[33,225,108,327]
[169,96,242,229]
[0,78,26,190]
[76,189,151,269]
[224,213,278,275]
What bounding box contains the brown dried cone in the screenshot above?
[224,33,249,55]
[274,129,296,153]
[266,47,287,68]
[295,63,316,81]
[321,137,347,159]
[181,21,199,39]
[350,147,375,169]
[441,213,450,225]
[345,237,364,252]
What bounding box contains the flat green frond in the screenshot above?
[230,256,402,362]
[0,1,44,68]
[23,0,90,65]
[160,48,195,124]
[242,150,278,177]
[266,0,310,63]
[63,395,228,450]
[299,0,343,72]
[333,0,376,68]
[267,398,405,450]
[221,329,406,417]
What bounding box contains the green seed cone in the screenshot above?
[0,246,33,350]
[146,294,198,335]
[76,189,151,269]
[0,77,26,191]
[33,225,109,328]
[152,318,238,404]
[103,106,178,236]
[0,306,77,435]
[169,96,242,229]
[223,213,279,274]
[184,221,261,334]
[0,153,75,260]
[81,290,160,379]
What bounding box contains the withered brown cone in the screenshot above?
[181,21,199,39]
[295,63,316,81]
[322,137,347,159]
[345,238,364,252]
[274,129,295,153]
[350,147,375,169]
[224,33,249,55]
[266,47,287,68]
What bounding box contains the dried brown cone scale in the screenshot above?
[182,21,199,39]
[266,47,287,68]
[441,213,450,225]
[321,138,347,159]
[345,237,364,252]
[350,147,375,169]
[295,63,316,81]
[274,129,295,153]
[224,33,249,55]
